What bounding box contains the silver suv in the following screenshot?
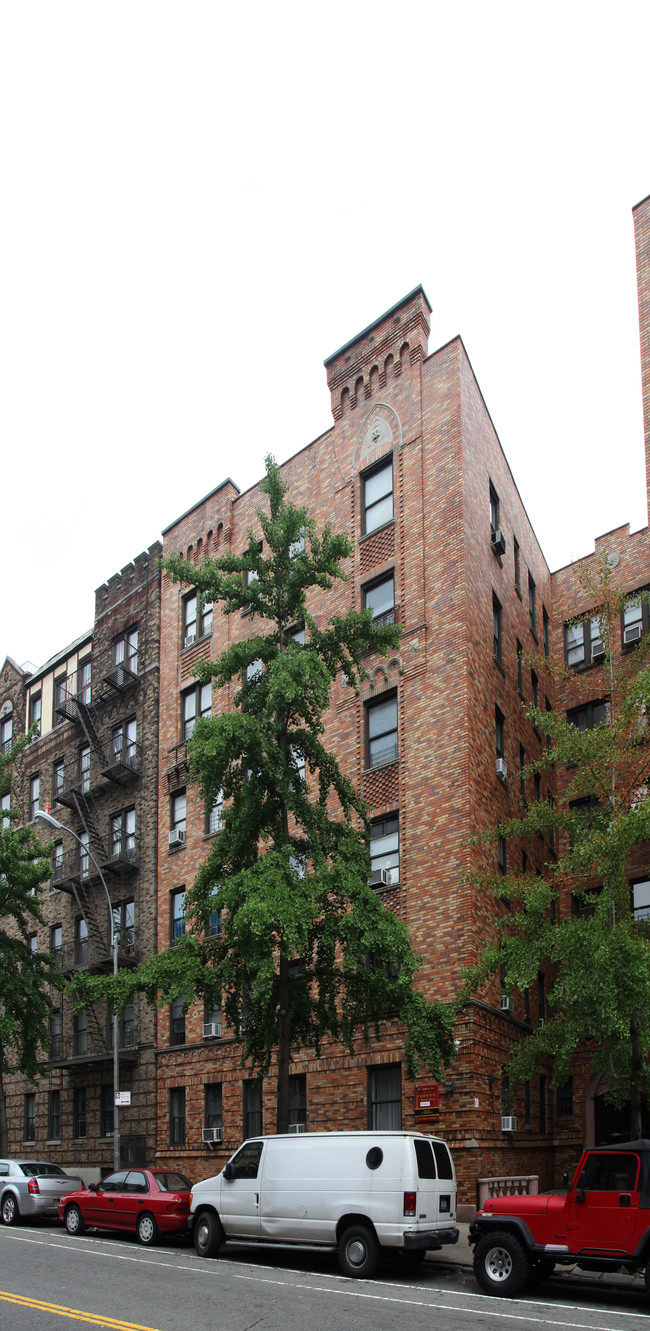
[0,1159,85,1226]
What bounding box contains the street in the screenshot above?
[0,1224,648,1331]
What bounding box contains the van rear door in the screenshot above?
[219,1140,264,1238]
[413,1138,455,1223]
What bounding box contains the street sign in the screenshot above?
[114,1091,131,1106]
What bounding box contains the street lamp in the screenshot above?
[35,809,121,1172]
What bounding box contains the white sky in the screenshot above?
[2,2,649,673]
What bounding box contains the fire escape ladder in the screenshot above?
[76,698,107,767]
[70,789,107,862]
[87,1001,110,1053]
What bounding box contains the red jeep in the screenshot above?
[469,1140,650,1297]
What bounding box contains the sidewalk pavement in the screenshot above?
[425,1222,647,1293]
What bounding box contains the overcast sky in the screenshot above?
[2,2,648,673]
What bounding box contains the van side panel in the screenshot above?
[260,1137,412,1244]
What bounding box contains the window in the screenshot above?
[243,1081,262,1139]
[289,1074,307,1130]
[370,814,399,886]
[539,1075,547,1134]
[170,997,186,1046]
[489,481,500,536]
[171,790,186,836]
[120,1002,135,1048]
[75,917,88,966]
[0,710,12,755]
[29,692,41,736]
[492,594,502,666]
[73,1008,88,1056]
[366,692,398,768]
[497,836,507,877]
[289,530,305,558]
[182,591,213,647]
[207,893,222,937]
[48,1090,61,1140]
[545,698,553,751]
[246,657,262,682]
[53,758,65,803]
[524,1080,531,1127]
[534,772,541,803]
[170,1088,186,1145]
[79,829,90,879]
[49,1009,62,1060]
[567,700,608,732]
[528,574,536,636]
[24,1093,36,1142]
[181,682,212,740]
[29,932,37,955]
[513,538,521,595]
[543,607,550,658]
[1,791,11,830]
[363,572,395,625]
[50,925,62,964]
[110,807,136,862]
[111,718,137,768]
[556,1077,573,1119]
[101,1084,114,1137]
[79,744,90,794]
[244,541,263,587]
[73,1087,87,1139]
[524,986,530,1021]
[113,628,138,675]
[495,706,505,761]
[288,625,306,646]
[538,972,545,1023]
[113,899,135,954]
[204,792,222,845]
[54,676,66,726]
[368,1064,402,1129]
[29,774,40,821]
[516,641,523,696]
[78,658,92,704]
[565,614,605,668]
[632,879,650,922]
[171,889,186,942]
[205,1083,223,1132]
[622,596,649,648]
[362,457,393,535]
[531,670,539,712]
[519,745,526,804]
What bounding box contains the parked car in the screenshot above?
[59,1168,192,1246]
[0,1159,85,1226]
[469,1139,650,1297]
[189,1131,459,1277]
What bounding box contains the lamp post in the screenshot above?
[35,809,120,1172]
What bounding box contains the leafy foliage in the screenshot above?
[461,559,650,1133]
[75,456,455,1128]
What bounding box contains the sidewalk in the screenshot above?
[425,1223,646,1293]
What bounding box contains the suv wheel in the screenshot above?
[473,1231,530,1297]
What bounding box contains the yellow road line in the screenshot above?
[0,1290,163,1330]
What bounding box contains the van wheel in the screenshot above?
[473,1231,530,1297]
[338,1224,380,1278]
[194,1211,225,1259]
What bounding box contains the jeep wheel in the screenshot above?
[338,1224,380,1278]
[473,1231,530,1297]
[194,1210,225,1259]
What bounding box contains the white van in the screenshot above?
[189,1131,459,1277]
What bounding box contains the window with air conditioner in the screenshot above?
[622,594,649,648]
[565,614,606,668]
[369,814,399,887]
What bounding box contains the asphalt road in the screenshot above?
[0,1223,648,1331]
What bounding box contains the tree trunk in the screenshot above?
[276,952,291,1133]
[0,1067,7,1156]
[630,1011,644,1139]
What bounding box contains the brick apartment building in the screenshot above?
[0,544,161,1176]
[1,195,649,1209]
[152,194,650,1208]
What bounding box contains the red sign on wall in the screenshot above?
[414,1082,440,1119]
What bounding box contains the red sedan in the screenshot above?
[58,1168,192,1246]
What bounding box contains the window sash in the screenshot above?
[363,462,393,534]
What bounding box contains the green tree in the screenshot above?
[461,558,650,1137]
[75,456,455,1131]
[0,734,62,1152]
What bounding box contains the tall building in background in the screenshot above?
[0,545,161,1175]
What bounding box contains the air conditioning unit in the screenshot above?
[202,1021,222,1039]
[288,1123,306,1134]
[501,994,515,1013]
[624,623,642,645]
[168,829,186,848]
[368,868,390,888]
[501,1116,517,1132]
[184,633,196,649]
[496,758,508,782]
[591,640,605,660]
[491,528,506,557]
[202,1126,223,1145]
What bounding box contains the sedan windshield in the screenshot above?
[20,1163,68,1178]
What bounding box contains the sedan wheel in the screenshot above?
[136,1213,159,1247]
[1,1194,19,1226]
[65,1204,85,1236]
